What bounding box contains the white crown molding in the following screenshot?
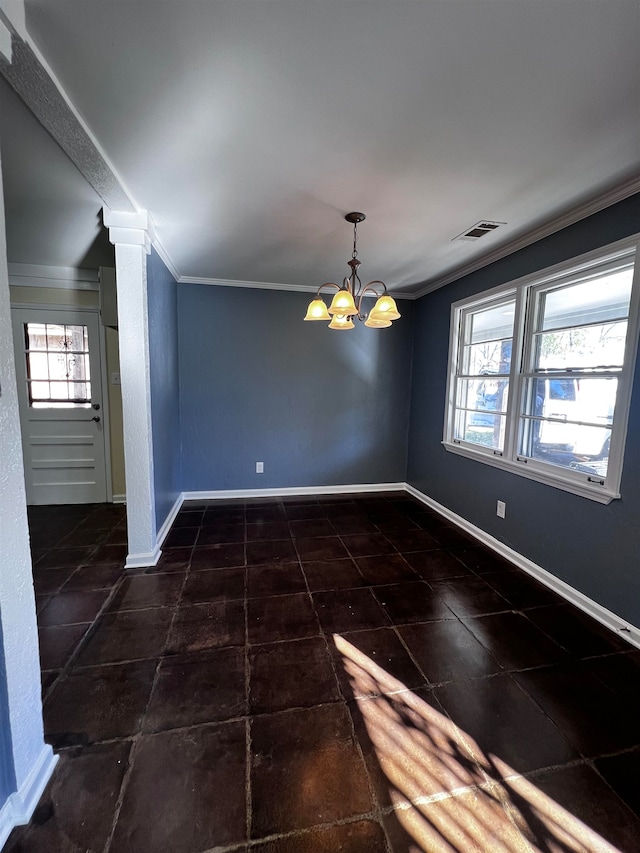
[178,275,322,293]
[405,483,640,649]
[8,263,99,290]
[151,235,181,283]
[177,274,417,300]
[413,174,640,299]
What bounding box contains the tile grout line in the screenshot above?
[298,557,393,852]
[40,557,130,705]
[101,542,195,853]
[28,495,640,850]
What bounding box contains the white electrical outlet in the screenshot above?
[256,462,264,473]
[497,500,506,519]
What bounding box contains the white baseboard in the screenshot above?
[155,494,184,551]
[181,482,405,502]
[122,479,640,650]
[0,745,58,848]
[112,493,126,504]
[123,494,183,569]
[405,484,640,650]
[124,545,161,570]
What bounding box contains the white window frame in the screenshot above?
[443,234,640,504]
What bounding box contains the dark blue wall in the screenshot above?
[0,614,17,806]
[407,194,640,625]
[147,249,181,533]
[178,285,414,490]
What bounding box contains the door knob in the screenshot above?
[91,416,101,423]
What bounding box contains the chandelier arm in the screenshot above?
[355,280,384,314]
[316,282,341,297]
[362,280,388,294]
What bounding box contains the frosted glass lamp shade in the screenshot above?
[328,314,355,330]
[328,289,358,316]
[369,294,401,321]
[364,315,392,328]
[304,298,331,321]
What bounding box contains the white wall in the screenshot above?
[0,151,57,847]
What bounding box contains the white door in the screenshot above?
[11,307,108,505]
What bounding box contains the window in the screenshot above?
[444,237,640,503]
[23,322,92,408]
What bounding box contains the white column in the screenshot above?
[0,149,57,843]
[103,209,158,567]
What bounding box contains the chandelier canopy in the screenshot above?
[304,213,401,330]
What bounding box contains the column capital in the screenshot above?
[103,208,155,254]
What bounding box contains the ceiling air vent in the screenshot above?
[454,220,506,242]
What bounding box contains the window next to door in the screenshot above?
[443,236,640,504]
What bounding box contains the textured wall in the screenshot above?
[178,285,414,491]
[0,152,48,812]
[407,193,640,625]
[0,614,16,806]
[147,248,181,529]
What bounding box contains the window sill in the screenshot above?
[442,441,619,505]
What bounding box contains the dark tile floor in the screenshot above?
[7,492,640,852]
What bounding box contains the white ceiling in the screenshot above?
[0,76,115,269]
[3,0,640,293]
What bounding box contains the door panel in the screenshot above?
[12,307,108,505]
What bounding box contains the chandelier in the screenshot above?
[303,213,401,329]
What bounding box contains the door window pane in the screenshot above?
[24,322,92,408]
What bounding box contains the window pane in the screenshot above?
[523,377,618,429]
[540,268,632,331]
[521,419,611,476]
[27,352,48,379]
[32,401,92,409]
[456,378,509,415]
[49,381,71,400]
[30,380,50,399]
[48,351,66,381]
[467,300,515,344]
[26,323,48,350]
[455,410,506,451]
[533,320,628,372]
[45,324,65,350]
[462,339,512,376]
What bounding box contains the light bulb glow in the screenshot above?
[369,294,401,321]
[328,314,355,330]
[328,289,358,316]
[304,298,331,321]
